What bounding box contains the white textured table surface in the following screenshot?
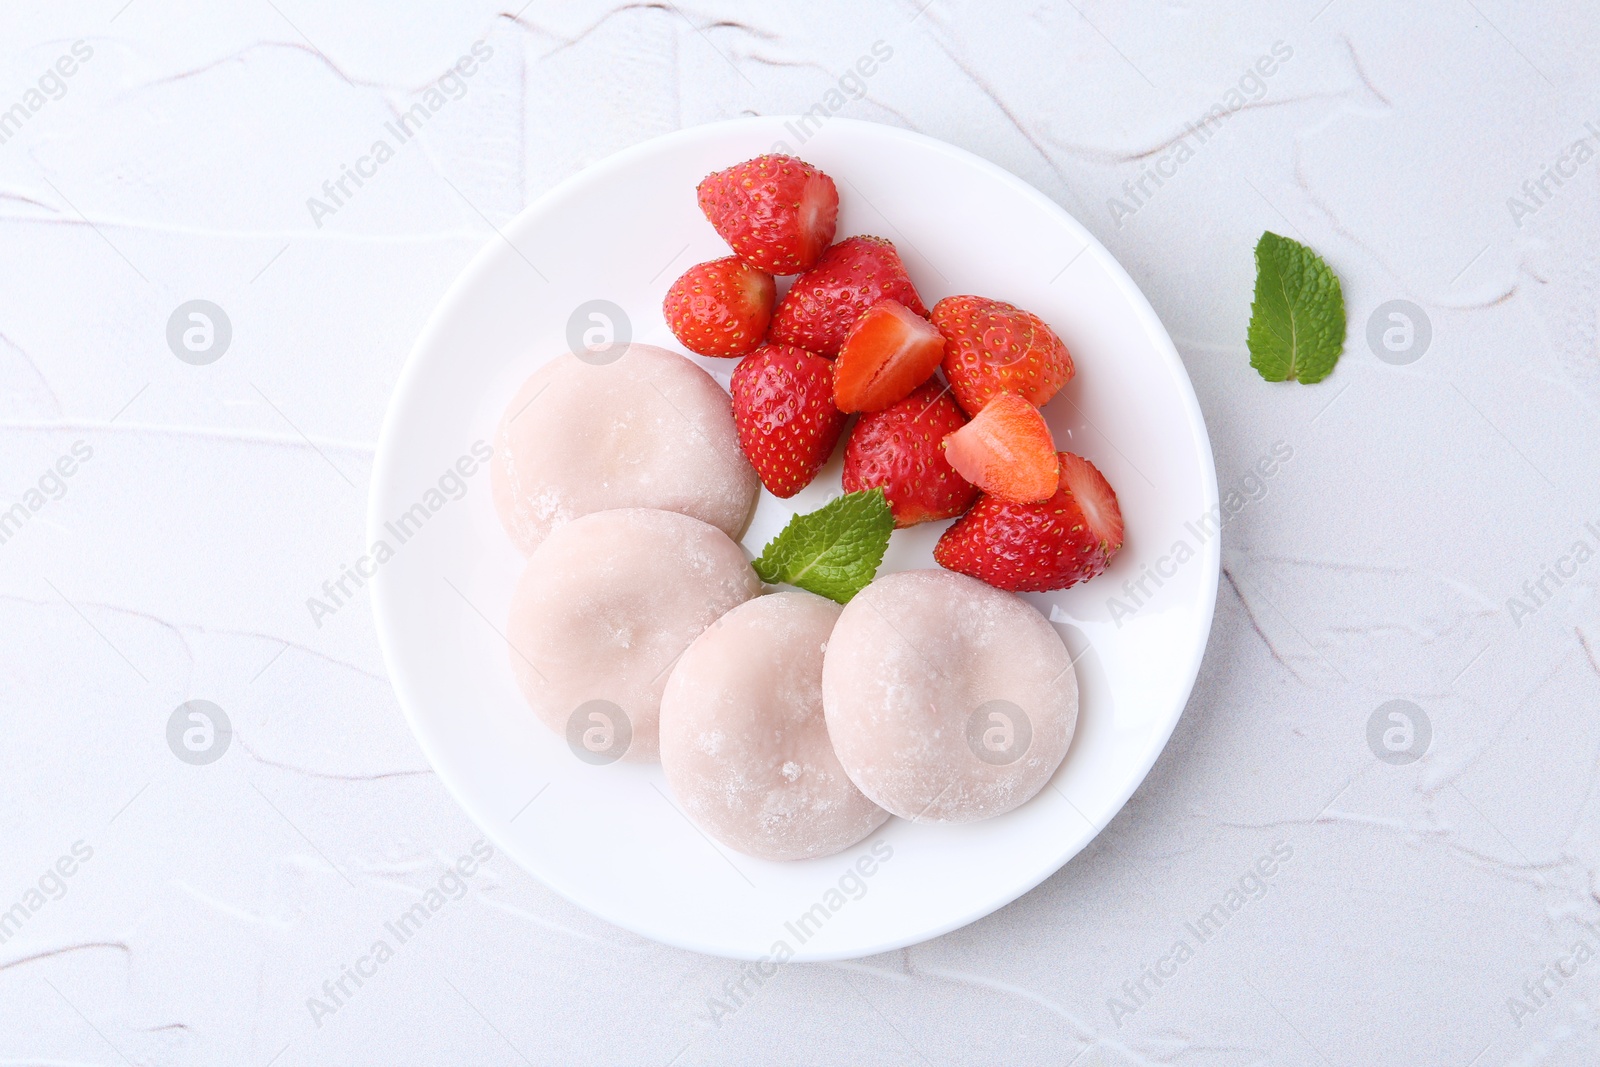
[3,2,1596,1064]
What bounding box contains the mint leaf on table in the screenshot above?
[752,488,894,604]
[1247,231,1346,384]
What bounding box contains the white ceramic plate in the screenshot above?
[370,117,1218,961]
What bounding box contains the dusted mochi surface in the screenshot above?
[822,569,1077,823]
[507,508,762,763]
[492,344,759,554]
[659,592,889,861]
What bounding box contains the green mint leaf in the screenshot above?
[1248,231,1346,384]
[752,488,894,604]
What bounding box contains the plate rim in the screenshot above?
[369,115,1221,960]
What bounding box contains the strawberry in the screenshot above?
[769,236,927,357]
[663,256,775,358]
[731,344,848,498]
[833,299,946,413]
[842,381,977,527]
[932,296,1074,415]
[941,392,1058,503]
[697,155,839,275]
[934,451,1124,592]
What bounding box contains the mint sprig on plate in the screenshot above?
[752,488,893,604]
[1248,231,1346,384]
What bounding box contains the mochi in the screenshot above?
[660,592,889,860]
[506,508,762,763]
[492,344,759,553]
[822,569,1077,822]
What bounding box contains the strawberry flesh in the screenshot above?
[933,451,1123,591]
[731,344,847,498]
[941,392,1058,503]
[697,155,839,275]
[769,236,927,357]
[833,299,945,413]
[842,382,978,527]
[1058,450,1125,554]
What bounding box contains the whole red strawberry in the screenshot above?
[932,296,1074,415]
[842,381,977,527]
[934,451,1123,591]
[731,344,848,498]
[769,236,927,358]
[697,155,839,275]
[663,256,775,358]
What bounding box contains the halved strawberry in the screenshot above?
[769,237,927,357]
[842,382,978,527]
[731,344,848,498]
[933,451,1123,591]
[833,299,945,413]
[932,295,1074,415]
[941,393,1058,503]
[663,256,775,358]
[697,155,839,275]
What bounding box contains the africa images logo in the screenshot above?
[1506,120,1600,228]
[1105,441,1292,625]
[306,840,493,1028]
[305,440,492,627]
[700,839,894,1027]
[305,41,494,228]
[0,41,94,148]
[1106,41,1293,228]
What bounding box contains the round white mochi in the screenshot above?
[660,592,889,861]
[507,508,762,763]
[492,344,759,554]
[822,569,1078,823]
